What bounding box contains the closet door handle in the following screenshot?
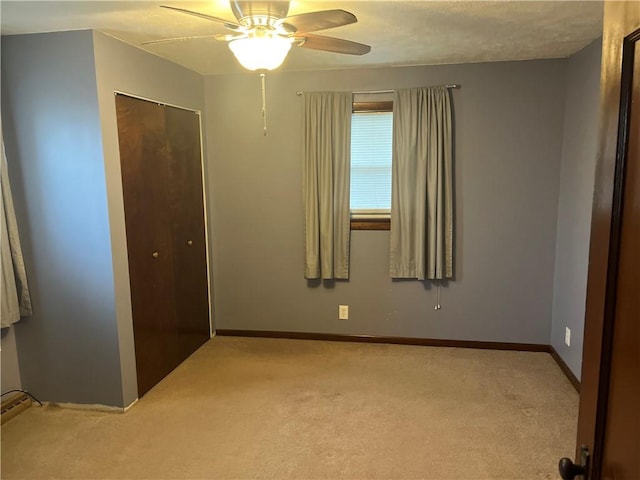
[152,251,159,258]
[187,240,193,246]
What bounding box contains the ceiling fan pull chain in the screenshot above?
[260,73,267,136]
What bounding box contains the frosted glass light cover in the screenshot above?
[229,37,292,71]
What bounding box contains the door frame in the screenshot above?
[576,3,640,478]
[114,90,215,338]
[593,26,640,477]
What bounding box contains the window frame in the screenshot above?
[350,100,393,231]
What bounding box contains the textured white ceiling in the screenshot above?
[0,1,603,75]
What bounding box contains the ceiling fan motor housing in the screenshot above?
[231,1,290,28]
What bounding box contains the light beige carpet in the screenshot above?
[1,336,578,479]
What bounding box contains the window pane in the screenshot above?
[350,112,393,212]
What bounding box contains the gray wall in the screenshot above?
[204,59,567,344]
[1,31,123,406]
[1,31,208,407]
[551,39,602,379]
[92,31,208,407]
[1,327,22,392]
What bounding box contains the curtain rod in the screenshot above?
[296,84,460,96]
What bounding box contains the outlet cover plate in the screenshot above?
[339,305,349,320]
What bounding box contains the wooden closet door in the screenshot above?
[116,95,180,396]
[164,106,210,360]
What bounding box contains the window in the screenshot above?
[350,101,393,230]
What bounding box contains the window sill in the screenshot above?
[350,218,390,230]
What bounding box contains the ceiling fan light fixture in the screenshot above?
[229,35,292,71]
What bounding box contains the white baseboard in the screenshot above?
[123,398,138,412]
[46,399,138,413]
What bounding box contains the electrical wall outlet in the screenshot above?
[565,327,571,347]
[339,305,349,320]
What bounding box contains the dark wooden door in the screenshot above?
[600,28,640,480]
[164,106,211,361]
[569,4,640,480]
[116,94,210,397]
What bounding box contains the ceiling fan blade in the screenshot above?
[160,5,243,31]
[279,9,357,34]
[213,33,247,42]
[142,35,219,46]
[295,34,370,56]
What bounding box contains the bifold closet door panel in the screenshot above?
[164,106,210,359]
[116,95,181,396]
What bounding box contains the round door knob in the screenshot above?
[559,458,586,480]
[187,240,193,246]
[152,251,159,258]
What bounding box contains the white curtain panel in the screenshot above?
[303,92,352,279]
[390,87,453,280]
[1,131,32,327]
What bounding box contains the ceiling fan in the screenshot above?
[146,0,371,71]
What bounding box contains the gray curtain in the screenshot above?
[1,131,33,327]
[303,92,352,279]
[390,86,453,280]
